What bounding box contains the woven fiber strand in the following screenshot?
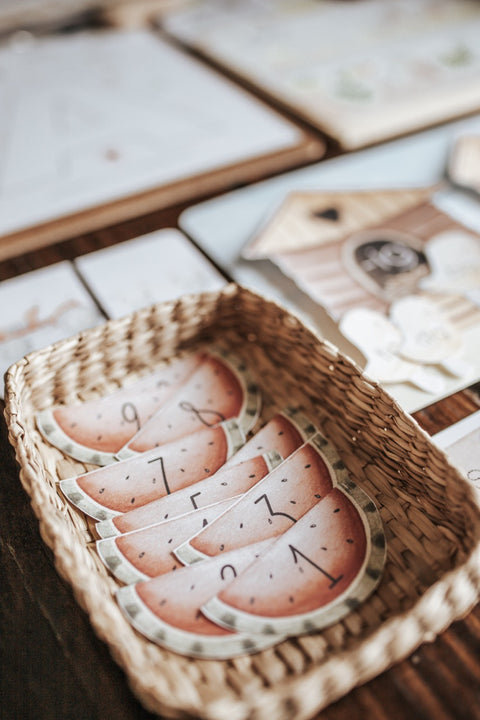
[4,283,480,720]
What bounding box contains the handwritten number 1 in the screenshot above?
[289,544,343,589]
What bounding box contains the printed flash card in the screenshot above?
[116,540,282,659]
[96,409,316,538]
[433,410,480,492]
[97,498,237,585]
[0,29,315,254]
[448,135,480,194]
[165,0,480,149]
[96,451,282,544]
[175,433,349,565]
[203,484,385,637]
[0,261,103,398]
[75,229,226,319]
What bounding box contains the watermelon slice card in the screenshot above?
[36,351,203,465]
[96,406,316,539]
[117,348,260,459]
[202,484,385,637]
[97,498,237,585]
[96,450,283,538]
[116,540,283,659]
[60,419,245,521]
[222,407,317,469]
[175,433,343,565]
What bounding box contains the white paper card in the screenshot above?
[0,29,302,238]
[165,0,480,149]
[0,261,104,395]
[75,229,226,318]
[433,410,480,492]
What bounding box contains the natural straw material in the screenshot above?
[5,284,480,720]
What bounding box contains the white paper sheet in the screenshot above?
[0,29,302,238]
[0,261,104,396]
[75,228,226,318]
[433,410,480,492]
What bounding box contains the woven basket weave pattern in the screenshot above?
[5,284,480,720]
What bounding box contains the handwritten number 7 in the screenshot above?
[147,456,170,495]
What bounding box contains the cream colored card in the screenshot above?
[0,262,104,397]
[448,135,480,193]
[165,0,480,149]
[433,410,480,493]
[75,229,226,319]
[0,29,304,243]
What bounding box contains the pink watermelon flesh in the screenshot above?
[124,355,245,454]
[52,353,203,453]
[136,540,273,636]
[217,489,367,618]
[186,442,334,559]
[76,424,230,514]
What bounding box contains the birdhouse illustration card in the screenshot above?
[0,261,104,397]
[244,188,480,398]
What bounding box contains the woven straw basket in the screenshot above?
[5,283,480,720]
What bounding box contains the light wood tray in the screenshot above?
[4,284,480,720]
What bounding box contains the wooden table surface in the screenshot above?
[1,144,480,720]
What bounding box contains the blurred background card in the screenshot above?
[0,29,320,259]
[0,261,104,396]
[448,135,480,194]
[75,229,226,318]
[433,410,480,492]
[164,0,480,149]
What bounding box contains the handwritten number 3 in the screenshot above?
[254,493,296,524]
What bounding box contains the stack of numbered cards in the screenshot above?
[6,285,480,719]
[37,345,385,659]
